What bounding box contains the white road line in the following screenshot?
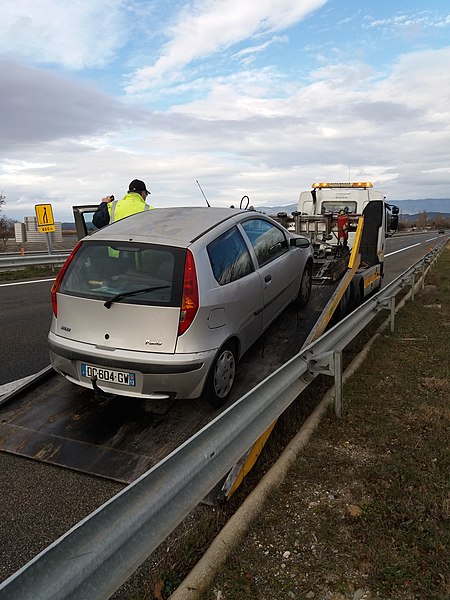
[0,373,36,396]
[0,278,55,288]
[425,237,438,242]
[385,242,421,257]
[0,366,51,398]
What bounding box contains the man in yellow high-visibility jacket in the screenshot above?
[92,179,154,228]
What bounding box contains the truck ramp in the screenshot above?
[0,376,217,484]
[0,285,337,484]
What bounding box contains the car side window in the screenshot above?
[207,226,254,285]
[242,219,288,266]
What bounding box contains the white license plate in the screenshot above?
[81,364,136,387]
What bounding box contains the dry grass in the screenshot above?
[0,265,57,281]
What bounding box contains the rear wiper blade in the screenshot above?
[104,285,170,309]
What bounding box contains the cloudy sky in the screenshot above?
[1,0,449,222]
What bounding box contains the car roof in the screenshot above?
[89,207,257,246]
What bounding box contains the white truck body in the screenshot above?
[299,183,384,216]
[298,182,385,251]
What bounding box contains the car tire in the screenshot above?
[294,261,312,309]
[202,342,237,409]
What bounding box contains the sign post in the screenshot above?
[35,204,55,254]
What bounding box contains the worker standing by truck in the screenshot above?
[337,208,349,247]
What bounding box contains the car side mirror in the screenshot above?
[290,236,310,248]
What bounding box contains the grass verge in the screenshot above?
[199,245,449,599]
[0,266,58,282]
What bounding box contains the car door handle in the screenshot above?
[265,275,272,283]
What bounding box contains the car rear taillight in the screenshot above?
[51,241,83,317]
[178,249,199,336]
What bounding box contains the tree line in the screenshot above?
[400,210,449,230]
[0,193,17,249]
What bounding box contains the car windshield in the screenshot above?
[60,241,185,307]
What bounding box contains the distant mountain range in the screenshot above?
[398,212,449,223]
[257,198,450,218]
[393,199,450,214]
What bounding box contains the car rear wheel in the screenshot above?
[294,261,312,309]
[203,342,237,409]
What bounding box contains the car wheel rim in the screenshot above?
[213,350,236,398]
[301,268,311,301]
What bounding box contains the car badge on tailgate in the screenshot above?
[145,340,163,346]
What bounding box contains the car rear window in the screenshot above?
[207,226,254,285]
[59,241,185,307]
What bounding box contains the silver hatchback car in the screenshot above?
[49,207,313,407]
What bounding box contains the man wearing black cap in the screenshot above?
[92,179,154,228]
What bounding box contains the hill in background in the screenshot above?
[394,198,450,214]
[257,198,450,220]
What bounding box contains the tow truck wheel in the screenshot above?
[294,262,312,309]
[202,342,237,409]
[350,279,364,311]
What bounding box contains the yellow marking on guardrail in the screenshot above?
[225,421,277,500]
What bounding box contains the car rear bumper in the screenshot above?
[48,332,215,400]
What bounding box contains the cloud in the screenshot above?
[2,32,450,222]
[231,35,288,65]
[0,0,126,69]
[0,60,151,151]
[127,0,328,91]
[366,12,450,31]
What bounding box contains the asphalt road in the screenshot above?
[0,231,446,386]
[0,278,54,385]
[383,230,445,284]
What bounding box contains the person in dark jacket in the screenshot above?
[92,179,154,228]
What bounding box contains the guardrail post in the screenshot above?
[421,260,425,289]
[334,350,343,417]
[410,272,416,301]
[305,350,344,417]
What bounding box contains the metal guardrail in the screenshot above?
[0,242,445,600]
[0,253,70,271]
[0,250,52,257]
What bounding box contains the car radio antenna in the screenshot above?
[196,179,211,207]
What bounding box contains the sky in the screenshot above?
[1,0,449,222]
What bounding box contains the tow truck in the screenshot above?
[0,183,398,501]
[269,182,398,343]
[219,181,399,498]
